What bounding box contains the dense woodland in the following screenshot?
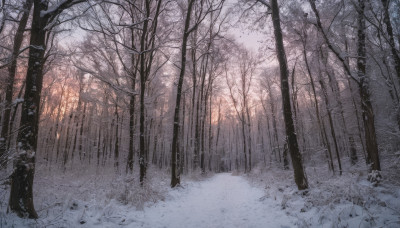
[0,0,399,220]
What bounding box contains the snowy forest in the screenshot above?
[0,0,399,227]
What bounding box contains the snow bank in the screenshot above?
[246,165,400,228]
[0,165,171,227]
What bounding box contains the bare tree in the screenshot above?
[0,0,33,167]
[308,0,381,175]
[268,0,308,190]
[8,0,88,218]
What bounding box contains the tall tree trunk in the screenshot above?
[56,91,71,164]
[139,0,151,185]
[96,117,102,167]
[171,0,195,187]
[303,45,334,171]
[208,93,213,172]
[179,94,186,174]
[63,112,73,170]
[114,101,119,171]
[127,25,138,173]
[283,140,289,170]
[343,31,367,161]
[309,0,381,177]
[270,0,308,190]
[78,102,86,160]
[70,75,84,163]
[268,83,281,163]
[381,0,400,82]
[381,0,400,129]
[357,0,381,172]
[0,0,33,162]
[317,70,342,175]
[262,102,274,168]
[8,0,49,218]
[241,111,248,173]
[245,102,252,171]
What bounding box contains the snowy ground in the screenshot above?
[246,166,400,228]
[125,173,296,228]
[0,171,297,228]
[1,166,400,227]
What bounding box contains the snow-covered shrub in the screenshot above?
[111,177,165,209]
[246,166,400,228]
[367,170,382,186]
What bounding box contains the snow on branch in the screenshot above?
[74,65,139,96]
[255,0,270,9]
[40,0,88,19]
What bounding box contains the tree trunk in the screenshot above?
[114,101,119,171]
[139,0,151,185]
[8,0,49,218]
[62,112,73,170]
[270,0,308,190]
[309,0,381,177]
[318,71,342,175]
[0,0,33,162]
[302,41,334,172]
[70,75,84,163]
[268,82,281,163]
[78,102,86,160]
[357,0,381,172]
[171,0,195,187]
[283,140,289,170]
[127,25,138,173]
[381,0,400,83]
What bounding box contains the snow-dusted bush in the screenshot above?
[246,165,400,228]
[108,175,166,209]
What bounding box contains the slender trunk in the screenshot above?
[208,94,212,172]
[191,33,199,170]
[318,71,342,175]
[268,85,281,163]
[381,0,400,129]
[309,0,381,175]
[261,101,274,167]
[127,24,138,173]
[349,136,358,165]
[179,94,186,175]
[78,102,86,160]
[320,46,352,159]
[200,85,209,173]
[8,0,50,218]
[62,113,73,170]
[70,76,84,163]
[343,31,367,160]
[1,82,25,168]
[283,140,289,170]
[171,0,195,187]
[139,0,151,185]
[0,0,33,160]
[302,16,334,173]
[114,102,119,171]
[271,0,308,190]
[96,119,101,167]
[245,103,252,171]
[381,0,400,82]
[215,99,222,152]
[357,0,381,171]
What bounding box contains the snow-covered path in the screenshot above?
[128,173,295,228]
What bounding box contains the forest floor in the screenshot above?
[117,173,297,228]
[246,165,400,228]
[0,165,400,227]
[0,170,296,228]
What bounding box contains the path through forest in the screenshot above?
[127,173,295,228]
